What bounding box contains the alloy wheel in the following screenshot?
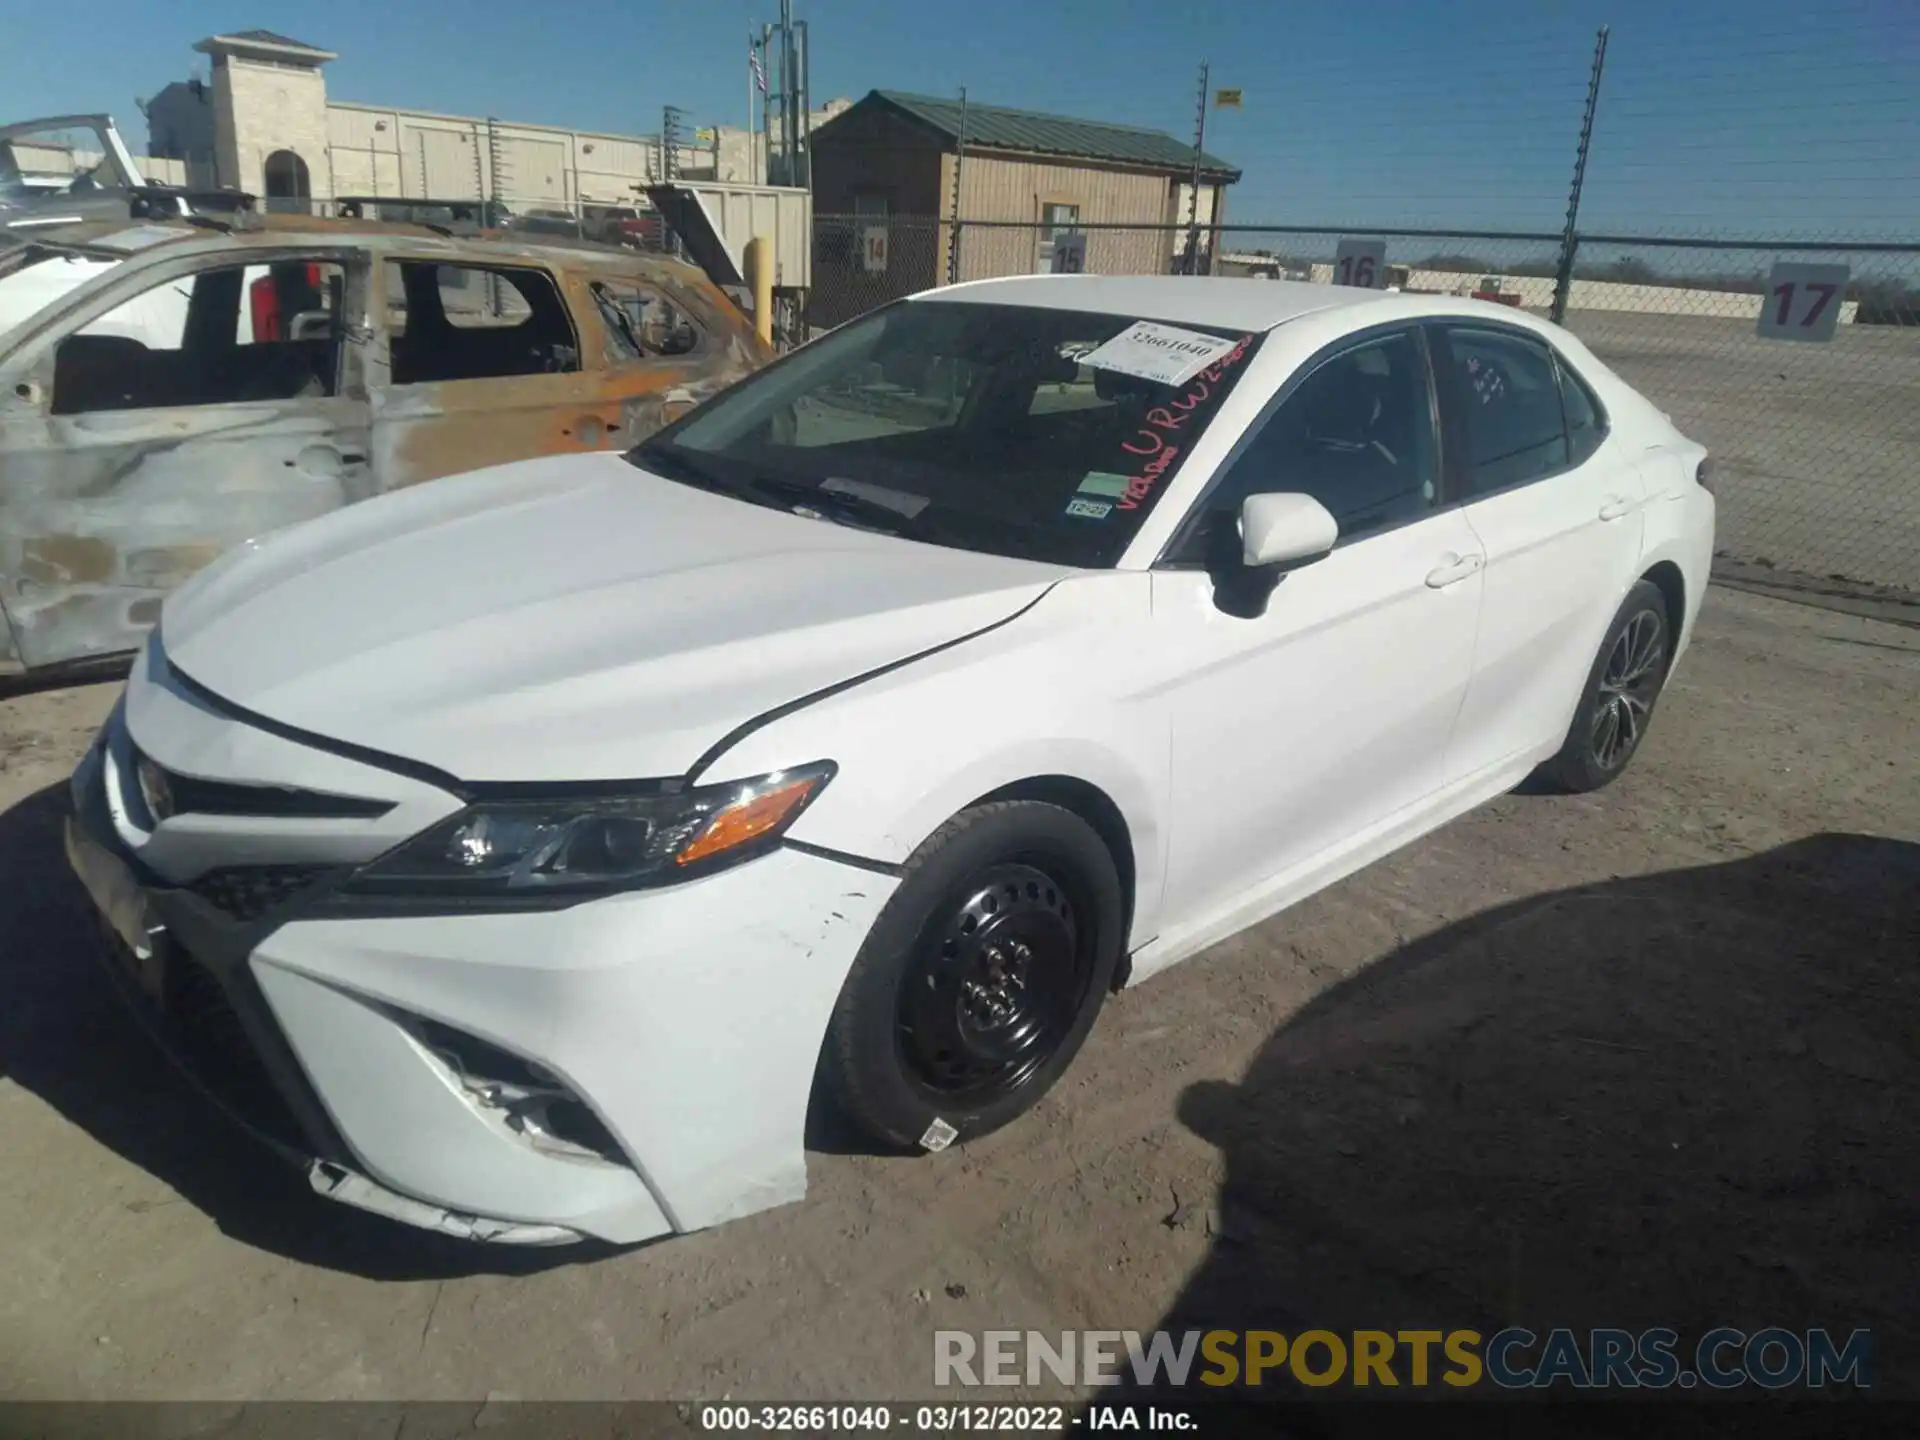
[1591,609,1666,770]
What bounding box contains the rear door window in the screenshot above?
[1437,326,1571,495]
[384,260,579,383]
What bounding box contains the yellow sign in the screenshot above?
[1214,88,1243,109]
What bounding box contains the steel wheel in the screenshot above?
[896,862,1092,1103]
[1591,608,1666,771]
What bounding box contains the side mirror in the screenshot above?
[1205,492,1339,619]
[1240,492,1338,568]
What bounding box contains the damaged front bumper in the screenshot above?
[64,753,586,1246]
[64,684,897,1246]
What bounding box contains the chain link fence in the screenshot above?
[805,215,1918,601]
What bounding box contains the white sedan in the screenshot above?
[65,275,1714,1245]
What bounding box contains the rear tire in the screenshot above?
[821,800,1125,1152]
[1542,580,1671,794]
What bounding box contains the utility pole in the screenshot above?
[1551,25,1610,324]
[1185,60,1209,276]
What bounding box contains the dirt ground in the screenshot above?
[0,584,1915,1410]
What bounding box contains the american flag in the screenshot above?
[749,44,768,97]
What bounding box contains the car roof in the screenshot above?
[920,273,1549,337]
[12,213,704,279]
[922,274,1381,332]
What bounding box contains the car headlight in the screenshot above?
[343,762,834,897]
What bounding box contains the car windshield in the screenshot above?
[0,122,130,204]
[627,299,1261,567]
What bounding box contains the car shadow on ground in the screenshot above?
[1125,832,1918,1432]
[0,781,621,1280]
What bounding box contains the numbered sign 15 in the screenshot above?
[1332,238,1388,289]
[861,225,889,275]
[1051,233,1087,275]
[1757,262,1850,343]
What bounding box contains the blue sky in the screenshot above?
[5,0,1914,239]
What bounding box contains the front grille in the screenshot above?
[163,953,310,1153]
[188,865,337,922]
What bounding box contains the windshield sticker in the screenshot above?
[1076,471,1130,499]
[1111,336,1253,510]
[91,225,188,254]
[1065,497,1113,520]
[1080,321,1241,388]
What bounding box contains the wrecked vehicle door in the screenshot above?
[0,115,148,238]
[367,257,731,481]
[0,245,375,669]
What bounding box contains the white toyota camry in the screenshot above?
[66,275,1714,1245]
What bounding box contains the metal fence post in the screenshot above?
[1552,25,1609,324]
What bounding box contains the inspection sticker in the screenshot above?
[1080,321,1239,388]
[1064,497,1114,519]
[1076,471,1131,498]
[919,1118,960,1152]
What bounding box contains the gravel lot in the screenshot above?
[0,585,1915,1409]
[1563,311,1920,592]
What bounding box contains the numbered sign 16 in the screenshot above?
[1332,238,1388,289]
[1051,233,1087,275]
[861,225,888,275]
[1757,262,1850,343]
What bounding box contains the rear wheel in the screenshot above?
[1543,580,1671,793]
[821,801,1124,1151]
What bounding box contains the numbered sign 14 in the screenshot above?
[861,225,888,275]
[1757,262,1850,343]
[1332,238,1388,289]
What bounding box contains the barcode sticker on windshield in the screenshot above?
[1079,321,1240,388]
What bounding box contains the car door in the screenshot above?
[0,247,374,669]
[1431,323,1650,779]
[1152,325,1486,929]
[367,257,672,486]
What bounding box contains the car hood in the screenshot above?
[161,452,1070,783]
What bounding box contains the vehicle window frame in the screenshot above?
[378,256,582,386]
[587,276,710,363]
[1553,344,1611,467]
[1156,320,1448,569]
[1429,320,1610,503]
[21,245,371,417]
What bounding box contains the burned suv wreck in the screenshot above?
[0,211,769,674]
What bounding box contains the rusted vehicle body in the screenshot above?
[0,214,770,673]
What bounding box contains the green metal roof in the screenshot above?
[851,91,1240,180]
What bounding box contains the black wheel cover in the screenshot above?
[894,861,1094,1104]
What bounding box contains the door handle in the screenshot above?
[1425,552,1484,589]
[1598,495,1635,522]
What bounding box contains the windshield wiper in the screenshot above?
[743,475,920,535]
[629,441,771,506]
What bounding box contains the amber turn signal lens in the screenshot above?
[675,775,823,865]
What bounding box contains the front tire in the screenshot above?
[1543,580,1671,793]
[821,800,1125,1151]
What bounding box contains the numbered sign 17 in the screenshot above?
[1332,238,1388,289]
[1757,262,1850,343]
[861,225,888,275]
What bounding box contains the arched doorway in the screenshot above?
[262,149,311,212]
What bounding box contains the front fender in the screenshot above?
[705,573,1173,949]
